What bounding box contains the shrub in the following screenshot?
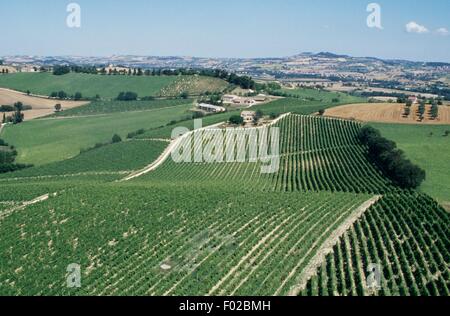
[358,126,425,189]
[112,134,122,143]
[117,92,138,101]
[229,115,244,125]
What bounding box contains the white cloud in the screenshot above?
[435,27,449,36]
[405,21,429,34]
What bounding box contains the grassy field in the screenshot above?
[52,99,194,117]
[1,103,192,166]
[370,123,450,207]
[0,73,179,99]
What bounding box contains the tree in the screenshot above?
[229,115,244,125]
[74,92,83,100]
[12,102,24,124]
[54,104,62,112]
[58,91,67,99]
[53,65,71,76]
[117,92,138,101]
[26,90,31,96]
[358,126,425,189]
[318,109,326,116]
[179,92,189,99]
[112,134,122,143]
[2,113,5,124]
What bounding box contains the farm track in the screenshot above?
[0,171,131,182]
[287,195,382,296]
[0,193,50,221]
[121,113,291,182]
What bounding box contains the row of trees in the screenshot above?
[1,102,25,124]
[358,126,425,189]
[51,64,257,90]
[49,91,83,100]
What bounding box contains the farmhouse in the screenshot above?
[197,103,226,113]
[254,94,268,102]
[241,111,256,123]
[222,95,257,106]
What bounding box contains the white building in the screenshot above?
[197,103,226,113]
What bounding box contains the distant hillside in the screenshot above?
[0,73,227,100]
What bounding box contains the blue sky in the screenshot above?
[1,0,450,61]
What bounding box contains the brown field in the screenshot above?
[324,103,450,124]
[0,88,89,120]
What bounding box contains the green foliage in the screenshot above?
[52,65,71,76]
[358,126,425,189]
[229,115,244,125]
[117,91,138,101]
[111,134,122,143]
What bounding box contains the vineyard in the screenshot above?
[300,193,450,296]
[0,140,168,179]
[138,114,394,194]
[0,112,448,296]
[0,185,372,296]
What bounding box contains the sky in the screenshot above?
[1,0,450,62]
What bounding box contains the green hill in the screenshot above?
[0,73,226,99]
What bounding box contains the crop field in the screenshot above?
[0,88,89,120]
[0,103,448,296]
[1,103,192,166]
[370,123,450,207]
[0,184,372,296]
[325,103,450,124]
[51,99,194,117]
[0,73,179,99]
[0,140,168,179]
[139,115,394,194]
[300,193,450,296]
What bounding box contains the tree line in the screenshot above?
[358,126,425,189]
[51,64,257,90]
